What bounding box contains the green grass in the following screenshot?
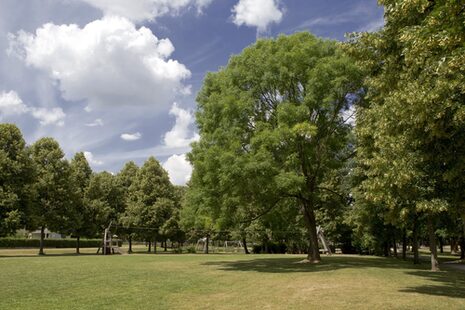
[1,250,464,309]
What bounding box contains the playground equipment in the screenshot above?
[317,225,332,255]
[97,222,122,255]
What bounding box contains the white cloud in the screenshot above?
[0,90,65,126]
[84,151,104,166]
[163,102,199,148]
[0,90,29,116]
[8,16,191,110]
[232,0,283,33]
[81,0,214,22]
[163,153,192,185]
[30,107,65,126]
[85,118,104,127]
[121,132,142,141]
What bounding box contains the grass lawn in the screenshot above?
[1,250,464,309]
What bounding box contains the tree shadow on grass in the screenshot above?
[399,269,465,299]
[202,255,409,274]
[0,252,99,258]
[203,255,465,299]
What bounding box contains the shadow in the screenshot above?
[202,255,413,274]
[399,270,465,299]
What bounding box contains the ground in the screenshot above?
[1,248,464,309]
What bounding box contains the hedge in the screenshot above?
[0,238,122,248]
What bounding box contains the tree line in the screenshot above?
[0,124,185,255]
[182,1,465,271]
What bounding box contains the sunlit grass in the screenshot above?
[1,251,464,309]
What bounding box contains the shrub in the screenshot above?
[0,238,122,248]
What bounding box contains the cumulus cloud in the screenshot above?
[84,151,104,166]
[163,153,192,185]
[8,16,191,110]
[85,118,104,127]
[0,90,65,126]
[0,90,29,116]
[30,107,65,126]
[121,132,142,141]
[81,0,214,22]
[232,0,283,33]
[163,102,199,148]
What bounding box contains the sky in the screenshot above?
[0,0,384,185]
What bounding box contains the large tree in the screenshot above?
[123,157,175,253]
[0,124,33,236]
[345,0,465,271]
[30,138,77,255]
[188,32,363,262]
[69,152,93,254]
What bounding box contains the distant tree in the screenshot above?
[30,138,77,255]
[124,157,175,253]
[69,152,93,254]
[0,124,33,236]
[188,32,363,262]
[117,161,139,253]
[85,171,125,236]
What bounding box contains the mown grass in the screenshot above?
[1,250,464,309]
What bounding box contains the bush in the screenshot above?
[0,238,122,248]
[185,246,197,253]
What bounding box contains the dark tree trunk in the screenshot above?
[383,241,389,257]
[128,236,132,254]
[427,215,439,271]
[204,234,209,254]
[164,240,167,252]
[148,240,151,253]
[450,238,457,255]
[392,234,398,258]
[412,217,420,264]
[39,226,45,255]
[76,236,80,254]
[242,237,250,254]
[439,237,444,254]
[301,201,321,263]
[461,214,465,260]
[402,229,407,260]
[153,237,157,254]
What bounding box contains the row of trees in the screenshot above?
[183,1,465,270]
[0,124,183,254]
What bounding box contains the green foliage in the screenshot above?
[0,124,34,236]
[29,138,77,235]
[0,238,120,248]
[186,32,363,260]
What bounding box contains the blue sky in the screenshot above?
[0,0,383,184]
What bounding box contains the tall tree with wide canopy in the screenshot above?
[0,124,33,236]
[345,0,465,271]
[188,32,363,262]
[30,138,77,255]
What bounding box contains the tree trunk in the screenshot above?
[461,214,465,260]
[427,215,439,271]
[76,236,80,254]
[402,229,407,260]
[39,226,45,255]
[164,240,167,252]
[412,217,420,264]
[148,240,151,253]
[383,241,389,257]
[301,202,321,263]
[439,237,444,254]
[204,234,209,254]
[392,234,398,258]
[242,237,250,254]
[128,236,132,254]
[153,237,157,254]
